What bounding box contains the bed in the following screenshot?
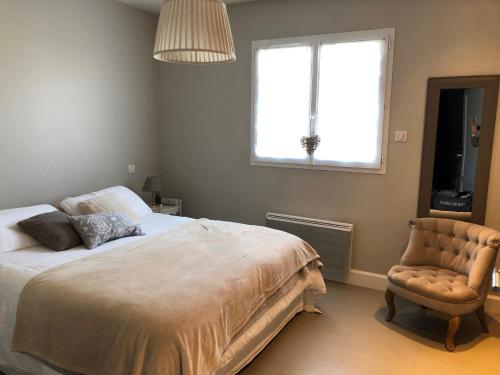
[0,204,325,374]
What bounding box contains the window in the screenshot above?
[251,28,394,173]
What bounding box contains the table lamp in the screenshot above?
[143,176,163,205]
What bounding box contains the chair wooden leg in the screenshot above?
[385,289,396,322]
[445,315,461,352]
[476,304,489,333]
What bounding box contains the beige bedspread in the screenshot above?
[12,219,324,375]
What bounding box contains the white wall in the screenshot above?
[158,0,500,274]
[0,0,160,208]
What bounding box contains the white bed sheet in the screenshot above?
[0,213,192,375]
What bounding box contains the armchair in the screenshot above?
[385,218,500,351]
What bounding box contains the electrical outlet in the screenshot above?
[394,131,408,142]
[128,164,136,174]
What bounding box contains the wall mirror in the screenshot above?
[418,76,499,224]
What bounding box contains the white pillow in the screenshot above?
[60,186,152,218]
[0,204,58,253]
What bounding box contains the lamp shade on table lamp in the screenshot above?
[143,176,163,205]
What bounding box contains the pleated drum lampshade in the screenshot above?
[153,0,236,64]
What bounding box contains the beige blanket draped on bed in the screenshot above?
[12,219,324,375]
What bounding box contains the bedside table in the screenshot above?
[150,199,182,216]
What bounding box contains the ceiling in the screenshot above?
[115,0,255,14]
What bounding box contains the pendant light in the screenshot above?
[154,0,236,64]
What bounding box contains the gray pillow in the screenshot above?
[69,213,144,249]
[17,211,82,251]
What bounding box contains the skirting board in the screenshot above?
[332,269,500,315]
[345,269,388,291]
[485,294,500,315]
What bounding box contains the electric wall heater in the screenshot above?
[266,212,353,282]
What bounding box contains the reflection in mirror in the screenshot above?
[418,76,499,226]
[431,88,484,221]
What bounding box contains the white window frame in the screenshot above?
[250,28,395,174]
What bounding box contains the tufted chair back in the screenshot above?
[401,218,500,291]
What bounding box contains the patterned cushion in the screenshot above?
[69,213,144,249]
[388,265,479,303]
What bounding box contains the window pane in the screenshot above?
[315,40,385,165]
[254,45,312,160]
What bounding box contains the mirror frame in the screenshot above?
[418,75,500,224]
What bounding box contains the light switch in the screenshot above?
[394,131,408,142]
[128,165,136,174]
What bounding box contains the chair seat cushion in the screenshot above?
[388,265,479,303]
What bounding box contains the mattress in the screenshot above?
[0,214,325,375]
[218,266,324,375]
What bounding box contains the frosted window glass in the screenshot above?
[254,46,312,160]
[315,40,384,164]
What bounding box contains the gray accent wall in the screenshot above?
[158,0,500,274]
[0,0,160,209]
